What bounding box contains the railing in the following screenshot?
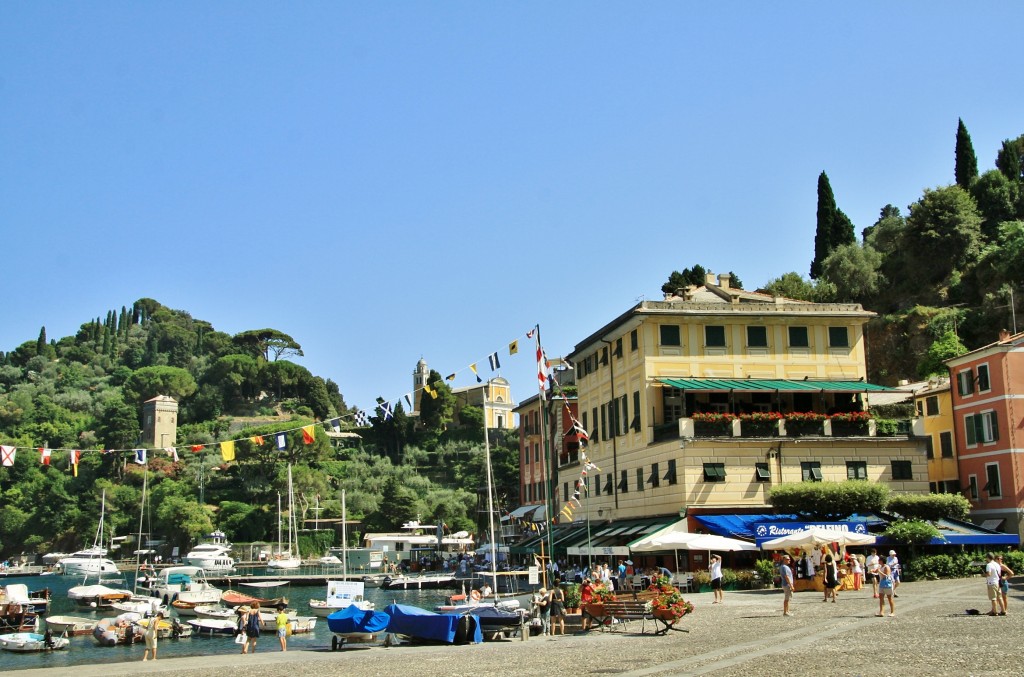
[676,416,904,439]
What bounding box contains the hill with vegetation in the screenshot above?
[0,299,518,560]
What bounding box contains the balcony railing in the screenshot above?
[677,413,890,439]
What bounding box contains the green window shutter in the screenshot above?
[965,415,977,445]
[990,411,999,442]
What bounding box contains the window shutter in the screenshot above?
[990,411,999,441]
[965,415,977,445]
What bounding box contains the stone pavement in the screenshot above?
[12,577,1022,676]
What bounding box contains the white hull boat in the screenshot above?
[187,618,237,637]
[44,615,95,636]
[0,632,69,652]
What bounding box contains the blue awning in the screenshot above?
[692,514,798,539]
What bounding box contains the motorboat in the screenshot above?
[147,566,221,606]
[0,631,69,652]
[1,584,50,615]
[0,600,37,633]
[93,613,144,646]
[170,599,202,617]
[44,615,96,636]
[308,580,374,617]
[381,603,482,645]
[184,531,235,574]
[186,617,238,637]
[110,596,167,617]
[290,616,318,634]
[57,548,118,577]
[381,572,459,590]
[67,583,133,610]
[326,605,389,649]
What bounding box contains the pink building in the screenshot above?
[946,330,1024,540]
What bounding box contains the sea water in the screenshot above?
[1,569,451,672]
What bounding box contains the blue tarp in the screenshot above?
[326,605,390,635]
[383,603,483,644]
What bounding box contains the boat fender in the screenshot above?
[470,590,482,601]
[162,594,170,606]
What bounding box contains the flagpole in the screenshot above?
[534,324,555,575]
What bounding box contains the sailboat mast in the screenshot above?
[277,491,283,555]
[133,470,148,595]
[341,489,348,578]
[483,379,499,597]
[288,463,297,559]
[95,489,106,549]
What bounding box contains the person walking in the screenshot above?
[709,554,724,604]
[985,552,1002,616]
[851,554,864,591]
[141,611,162,661]
[780,554,795,616]
[823,555,839,602]
[996,554,1014,615]
[886,550,902,597]
[876,561,895,617]
[275,604,289,651]
[866,549,880,598]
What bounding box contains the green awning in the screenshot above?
[658,377,895,393]
[509,516,678,555]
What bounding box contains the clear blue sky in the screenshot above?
[2,3,1020,417]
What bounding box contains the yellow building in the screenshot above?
[453,377,515,430]
[563,272,928,528]
[912,378,960,494]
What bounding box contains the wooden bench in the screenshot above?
[583,600,654,634]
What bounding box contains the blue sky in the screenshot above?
[2,2,1020,417]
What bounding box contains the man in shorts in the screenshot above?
[865,548,880,598]
[780,554,795,616]
[985,552,1002,616]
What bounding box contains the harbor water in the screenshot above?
[2,569,453,672]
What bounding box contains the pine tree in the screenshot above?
[36,326,47,354]
[955,118,979,189]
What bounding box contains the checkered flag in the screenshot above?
[353,410,369,427]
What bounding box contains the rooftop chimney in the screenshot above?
[718,273,731,290]
[705,272,717,286]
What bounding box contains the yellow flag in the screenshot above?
[509,340,519,355]
[220,440,236,462]
[250,435,264,445]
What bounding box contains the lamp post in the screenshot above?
[586,482,593,573]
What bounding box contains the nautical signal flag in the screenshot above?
[166,447,179,462]
[509,340,519,355]
[488,352,500,370]
[191,444,205,453]
[446,373,456,382]
[220,440,235,462]
[469,364,482,383]
[250,435,265,445]
[275,432,287,450]
[1,445,15,467]
[39,447,52,465]
[329,418,341,433]
[353,411,369,427]
[302,424,316,445]
[71,449,81,476]
[134,448,147,465]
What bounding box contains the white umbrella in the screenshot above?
[631,531,758,553]
[759,526,875,551]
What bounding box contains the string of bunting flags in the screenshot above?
[0,324,561,476]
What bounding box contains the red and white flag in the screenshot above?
[71,450,81,476]
[1,445,15,467]
[165,447,179,462]
[39,447,52,466]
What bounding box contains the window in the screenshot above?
[595,473,601,496]
[604,473,613,494]
[619,470,629,493]
[984,463,1002,498]
[636,467,645,492]
[788,326,809,348]
[630,329,638,351]
[619,394,629,435]
[957,370,975,397]
[754,462,771,482]
[828,326,850,348]
[563,482,569,502]
[943,479,961,494]
[965,411,1000,446]
[614,338,623,358]
[801,462,822,482]
[891,460,913,480]
[581,411,588,439]
[534,443,540,463]
[703,463,726,482]
[924,436,934,459]
[968,475,979,500]
[631,391,641,431]
[747,326,768,348]
[977,364,990,392]
[600,406,608,441]
[846,461,868,480]
[660,325,681,347]
[649,463,660,488]
[925,396,939,416]
[705,325,726,347]
[664,459,677,485]
[940,432,953,458]
[663,387,683,425]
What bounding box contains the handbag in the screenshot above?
[878,575,893,590]
[234,632,247,644]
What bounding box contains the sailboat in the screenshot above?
[309,489,374,617]
[58,490,118,576]
[267,464,301,569]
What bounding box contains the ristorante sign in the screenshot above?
[752,521,869,545]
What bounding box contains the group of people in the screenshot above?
[530,584,568,635]
[985,552,1015,616]
[233,602,292,654]
[776,547,903,617]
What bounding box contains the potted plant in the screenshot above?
[691,412,737,436]
[691,569,712,592]
[647,587,695,622]
[563,583,581,613]
[754,559,777,588]
[828,410,872,435]
[739,411,782,437]
[784,411,826,436]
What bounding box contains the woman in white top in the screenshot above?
[709,554,724,604]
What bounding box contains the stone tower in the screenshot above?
[142,395,178,447]
[412,357,429,414]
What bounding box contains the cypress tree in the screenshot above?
[36,326,47,354]
[811,171,836,279]
[955,118,979,189]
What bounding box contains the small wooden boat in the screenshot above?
[192,604,234,620]
[221,585,288,609]
[0,601,38,633]
[45,615,95,636]
[135,616,192,639]
[0,631,69,652]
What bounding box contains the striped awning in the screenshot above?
[658,377,895,393]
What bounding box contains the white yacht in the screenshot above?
[147,566,221,606]
[57,547,119,577]
[184,531,235,574]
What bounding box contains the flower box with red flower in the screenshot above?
[784,411,826,437]
[690,412,736,436]
[739,411,783,437]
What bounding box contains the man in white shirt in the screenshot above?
[985,552,1002,616]
[866,549,880,598]
[780,554,795,616]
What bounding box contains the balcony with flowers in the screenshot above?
[680,410,877,439]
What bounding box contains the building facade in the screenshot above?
[142,395,178,447]
[946,330,1024,540]
[912,379,960,494]
[563,273,928,529]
